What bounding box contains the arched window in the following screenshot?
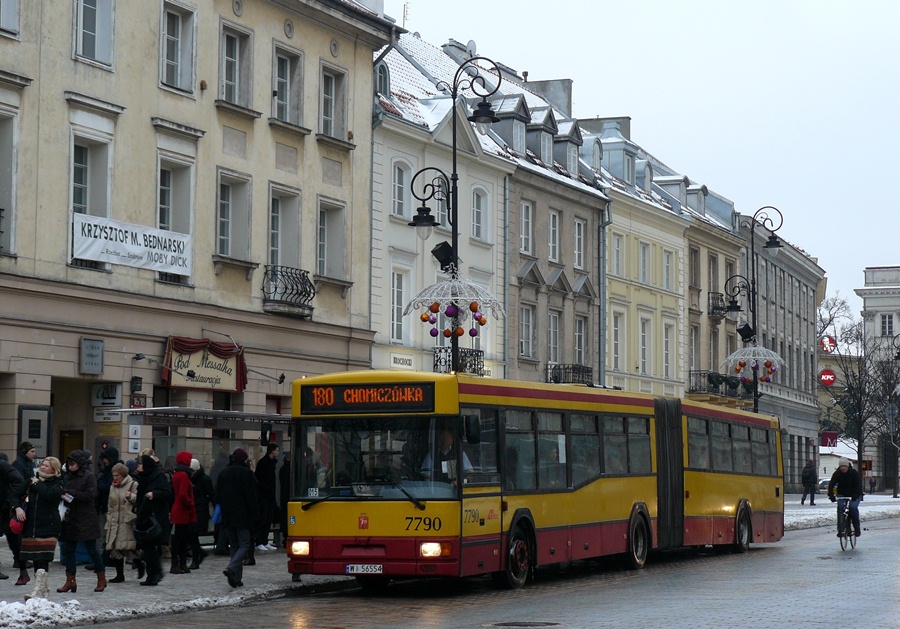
[375,62,389,96]
[592,141,602,170]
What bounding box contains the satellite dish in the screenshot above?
[466,39,477,57]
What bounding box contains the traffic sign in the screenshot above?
[819,369,837,387]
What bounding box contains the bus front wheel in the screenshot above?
[493,525,532,589]
[626,514,649,570]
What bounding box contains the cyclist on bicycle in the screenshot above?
[827,458,862,537]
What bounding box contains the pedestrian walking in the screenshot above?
[869,476,876,494]
[800,459,816,506]
[57,450,106,594]
[134,454,172,586]
[254,444,279,552]
[188,458,215,570]
[217,448,259,588]
[1,451,27,582]
[104,463,139,584]
[20,456,64,601]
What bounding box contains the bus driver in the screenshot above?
[421,428,472,483]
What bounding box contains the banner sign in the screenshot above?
[73,213,192,276]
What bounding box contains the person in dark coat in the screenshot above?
[96,446,122,516]
[21,456,65,601]
[1,453,27,581]
[134,454,173,586]
[278,452,291,549]
[57,450,106,594]
[217,448,259,588]
[169,451,196,574]
[800,459,817,506]
[254,444,279,550]
[10,441,36,577]
[210,450,231,556]
[188,458,215,570]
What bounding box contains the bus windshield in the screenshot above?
[299,416,470,501]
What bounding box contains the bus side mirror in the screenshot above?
[464,415,481,444]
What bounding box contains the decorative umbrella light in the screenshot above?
[404,278,505,339]
[721,346,785,384]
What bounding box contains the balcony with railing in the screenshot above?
[546,363,593,385]
[708,291,728,319]
[433,347,484,376]
[686,370,751,407]
[262,265,316,319]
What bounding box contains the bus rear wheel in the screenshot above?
[733,508,751,553]
[493,525,531,589]
[625,514,649,570]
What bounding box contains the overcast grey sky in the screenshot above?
[383,0,899,316]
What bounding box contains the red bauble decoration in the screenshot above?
[455,327,464,337]
[443,329,452,338]
[469,302,479,312]
[479,316,487,326]
[429,302,440,313]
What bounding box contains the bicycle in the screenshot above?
[835,496,857,550]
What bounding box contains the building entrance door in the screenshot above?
[58,430,84,461]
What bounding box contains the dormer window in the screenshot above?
[567,143,578,174]
[540,132,552,164]
[625,154,635,184]
[512,120,526,153]
[592,142,602,169]
[375,62,389,96]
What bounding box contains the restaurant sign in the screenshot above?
[163,337,247,392]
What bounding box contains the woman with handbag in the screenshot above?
[20,457,64,601]
[134,454,172,586]
[57,450,106,594]
[105,463,139,583]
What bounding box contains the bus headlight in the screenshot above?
[290,541,310,556]
[419,542,451,558]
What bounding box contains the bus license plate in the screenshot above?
[346,564,383,574]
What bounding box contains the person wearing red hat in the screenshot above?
[169,451,197,574]
[20,457,64,601]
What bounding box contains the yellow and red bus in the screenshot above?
[285,370,783,589]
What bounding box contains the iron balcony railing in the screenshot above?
[262,265,316,319]
[546,363,593,384]
[708,292,728,318]
[433,347,484,376]
[687,370,751,399]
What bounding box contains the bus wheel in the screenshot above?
[734,508,751,553]
[355,575,391,592]
[493,525,531,589]
[626,514,649,570]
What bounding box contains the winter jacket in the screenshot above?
[191,467,216,533]
[135,456,173,544]
[12,452,35,482]
[96,445,122,514]
[801,462,816,485]
[22,475,65,539]
[60,450,101,541]
[255,454,278,502]
[105,474,138,552]
[1,460,26,516]
[828,465,863,501]
[170,451,197,525]
[217,460,260,530]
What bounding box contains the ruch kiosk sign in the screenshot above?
[163,337,247,392]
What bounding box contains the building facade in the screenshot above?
[0,0,392,462]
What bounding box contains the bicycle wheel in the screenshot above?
[839,529,848,551]
[849,524,857,549]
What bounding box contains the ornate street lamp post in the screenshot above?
[405,57,502,373]
[724,206,784,413]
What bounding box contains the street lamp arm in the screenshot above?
[750,205,784,234]
[439,56,502,100]
[410,167,452,221]
[723,274,752,303]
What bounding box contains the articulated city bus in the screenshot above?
[284,371,784,589]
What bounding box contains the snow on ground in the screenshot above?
[2,494,898,629]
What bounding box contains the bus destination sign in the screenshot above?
[300,382,436,414]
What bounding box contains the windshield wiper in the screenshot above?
[301,493,339,511]
[367,479,426,511]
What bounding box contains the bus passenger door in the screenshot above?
[654,398,684,549]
